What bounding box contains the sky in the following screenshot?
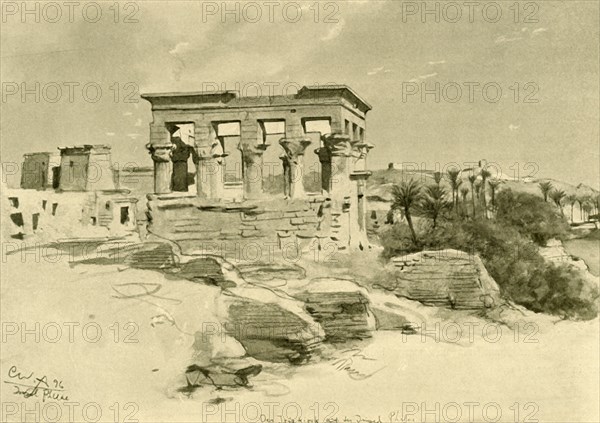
[1,0,599,188]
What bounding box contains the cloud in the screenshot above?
[367,66,394,76]
[321,18,345,41]
[127,133,140,140]
[509,124,520,131]
[496,27,548,45]
[496,28,547,45]
[169,41,192,81]
[419,73,438,80]
[408,72,438,83]
[105,132,115,136]
[123,111,133,116]
[368,66,384,76]
[169,42,191,56]
[495,35,523,44]
[428,60,446,65]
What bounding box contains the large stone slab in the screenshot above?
[219,285,325,365]
[379,249,501,310]
[292,278,376,341]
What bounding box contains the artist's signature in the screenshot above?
[332,348,386,380]
[5,365,69,402]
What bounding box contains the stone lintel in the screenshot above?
[349,170,373,180]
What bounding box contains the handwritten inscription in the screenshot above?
[5,365,69,402]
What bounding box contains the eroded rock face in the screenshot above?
[378,249,501,310]
[219,286,325,365]
[292,278,376,341]
[177,257,234,288]
[368,291,428,331]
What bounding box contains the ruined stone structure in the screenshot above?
[21,152,61,190]
[142,85,375,251]
[57,144,116,192]
[10,145,139,240]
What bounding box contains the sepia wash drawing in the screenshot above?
[1,2,599,422]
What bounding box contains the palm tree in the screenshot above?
[576,195,585,221]
[584,195,596,219]
[447,169,461,210]
[417,184,452,229]
[468,175,477,217]
[480,169,491,218]
[391,179,422,247]
[454,179,463,215]
[550,189,566,216]
[488,179,501,210]
[566,194,577,222]
[582,202,592,221]
[459,186,469,217]
[538,181,553,202]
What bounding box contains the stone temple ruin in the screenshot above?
[6,145,138,240]
[142,85,375,253]
[7,85,376,254]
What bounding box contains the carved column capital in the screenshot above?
[239,143,269,164]
[193,144,228,164]
[146,143,174,163]
[322,133,353,157]
[279,137,312,163]
[352,141,375,159]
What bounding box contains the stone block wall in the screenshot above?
[146,195,337,257]
[2,189,138,242]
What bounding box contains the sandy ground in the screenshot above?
[1,251,599,423]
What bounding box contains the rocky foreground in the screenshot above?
[64,241,506,372]
[1,238,599,422]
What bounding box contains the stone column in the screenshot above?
[194,129,227,200]
[315,144,332,194]
[194,153,227,200]
[350,171,372,232]
[146,143,173,194]
[279,138,312,199]
[239,119,268,200]
[280,154,291,198]
[349,170,372,250]
[239,143,268,200]
[322,133,353,207]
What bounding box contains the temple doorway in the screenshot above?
[167,123,195,192]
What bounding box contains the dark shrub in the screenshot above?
[495,189,570,246]
[379,222,420,259]
[380,196,598,320]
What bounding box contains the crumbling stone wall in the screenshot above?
[146,195,333,257]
